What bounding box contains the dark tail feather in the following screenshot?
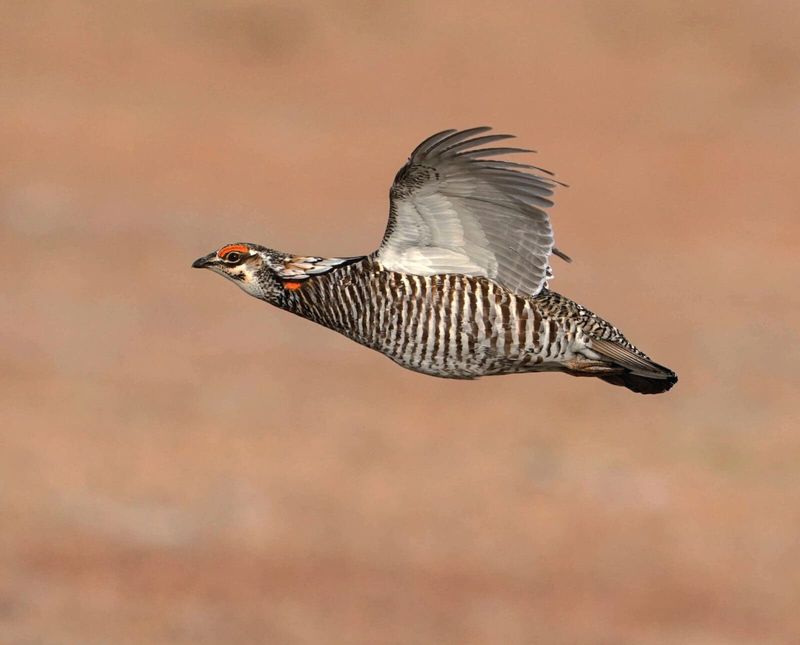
[590,337,677,395]
[599,371,677,394]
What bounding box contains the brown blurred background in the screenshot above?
[1,1,799,643]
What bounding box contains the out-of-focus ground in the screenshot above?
[1,1,799,643]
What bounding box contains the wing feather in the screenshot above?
[418,127,491,154]
[377,127,566,296]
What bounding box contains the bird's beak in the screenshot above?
[192,253,216,269]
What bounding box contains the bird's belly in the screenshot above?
[380,335,572,379]
[328,272,581,379]
[369,308,577,379]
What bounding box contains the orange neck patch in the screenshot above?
[284,281,304,291]
[217,243,249,259]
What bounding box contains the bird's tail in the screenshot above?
[590,337,678,395]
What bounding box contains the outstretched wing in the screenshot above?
[376,127,566,297]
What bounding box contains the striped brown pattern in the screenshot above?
[281,257,647,379]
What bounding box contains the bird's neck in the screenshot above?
[276,257,370,327]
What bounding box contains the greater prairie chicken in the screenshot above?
[193,127,677,394]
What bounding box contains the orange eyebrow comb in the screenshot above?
[217,244,249,258]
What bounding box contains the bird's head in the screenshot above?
[192,242,286,302]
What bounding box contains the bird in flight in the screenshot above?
[193,127,676,394]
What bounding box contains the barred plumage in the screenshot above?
[279,257,659,384]
[193,127,677,394]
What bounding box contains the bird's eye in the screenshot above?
[223,252,241,263]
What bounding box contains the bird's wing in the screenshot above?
[376,127,566,297]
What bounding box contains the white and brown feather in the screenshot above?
[281,257,656,381]
[278,256,359,280]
